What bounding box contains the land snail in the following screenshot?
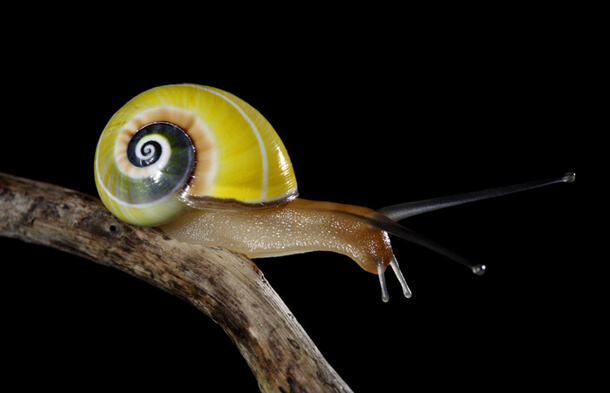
[94,84,575,302]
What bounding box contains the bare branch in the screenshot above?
[0,173,353,393]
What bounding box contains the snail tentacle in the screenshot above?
[389,257,412,298]
[377,261,390,303]
[378,172,576,221]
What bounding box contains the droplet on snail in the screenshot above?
[94,84,575,302]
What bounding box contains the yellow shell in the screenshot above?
[94,84,298,226]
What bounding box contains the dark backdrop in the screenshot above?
[1,22,589,392]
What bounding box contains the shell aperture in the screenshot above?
[95,84,298,226]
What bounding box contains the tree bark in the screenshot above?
[0,173,353,393]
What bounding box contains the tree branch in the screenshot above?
[0,173,353,393]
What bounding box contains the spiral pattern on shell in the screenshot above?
[95,84,298,226]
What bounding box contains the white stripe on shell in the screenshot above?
[187,84,269,200]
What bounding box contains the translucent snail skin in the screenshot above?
[94,84,575,301]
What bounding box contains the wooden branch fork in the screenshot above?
[0,173,353,393]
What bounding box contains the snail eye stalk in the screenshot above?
[368,172,575,301]
[378,172,576,221]
[363,216,486,275]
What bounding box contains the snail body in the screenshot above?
[95,84,575,301]
[161,198,393,274]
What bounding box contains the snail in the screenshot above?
[94,84,575,301]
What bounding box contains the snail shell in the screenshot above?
[94,84,298,226]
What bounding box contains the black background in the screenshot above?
[1,14,592,392]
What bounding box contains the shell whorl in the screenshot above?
[95,84,298,226]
